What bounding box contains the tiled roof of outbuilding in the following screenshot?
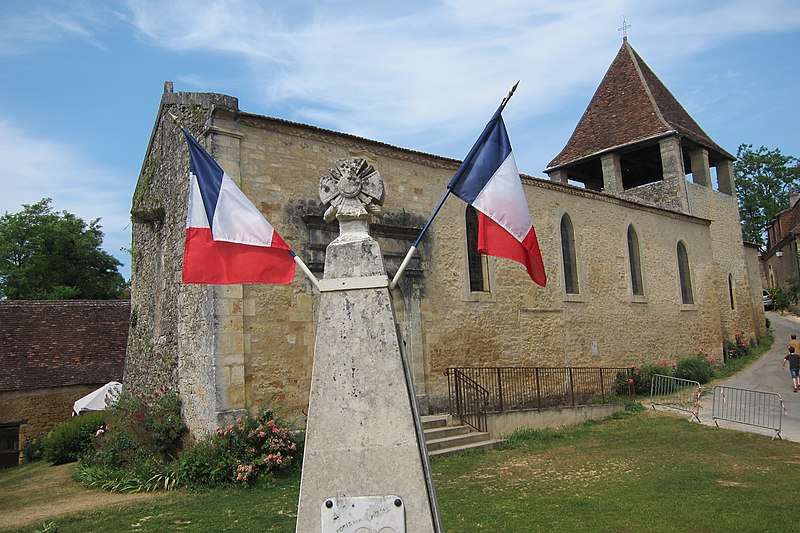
[547,39,733,171]
[0,300,129,392]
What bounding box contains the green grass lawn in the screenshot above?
[3,406,798,532]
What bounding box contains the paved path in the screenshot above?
[695,311,800,441]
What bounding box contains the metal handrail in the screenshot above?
[445,368,489,432]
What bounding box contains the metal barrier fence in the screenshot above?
[445,366,633,423]
[650,374,702,422]
[711,385,784,440]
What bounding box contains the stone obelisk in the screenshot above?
[295,158,440,533]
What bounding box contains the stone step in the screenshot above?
[420,414,449,430]
[420,413,503,456]
[423,424,471,440]
[424,431,494,452]
[428,438,503,457]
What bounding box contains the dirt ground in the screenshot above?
[0,462,164,531]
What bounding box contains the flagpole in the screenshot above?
[389,82,520,290]
[290,251,321,292]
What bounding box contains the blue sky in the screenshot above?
[2,0,800,280]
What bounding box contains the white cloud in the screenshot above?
[0,118,132,273]
[123,0,800,153]
[0,1,123,55]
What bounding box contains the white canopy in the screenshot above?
[72,381,122,416]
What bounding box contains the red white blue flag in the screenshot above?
[181,129,295,284]
[449,108,546,286]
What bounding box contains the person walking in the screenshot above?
[782,346,800,393]
[788,334,800,354]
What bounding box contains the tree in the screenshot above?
[735,144,800,249]
[0,198,126,299]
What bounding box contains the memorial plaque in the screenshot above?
[321,495,405,533]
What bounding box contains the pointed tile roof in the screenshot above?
[547,38,733,171]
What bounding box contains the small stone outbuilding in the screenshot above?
[0,300,129,466]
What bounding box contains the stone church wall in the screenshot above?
[419,179,725,408]
[125,88,764,433]
[686,181,763,343]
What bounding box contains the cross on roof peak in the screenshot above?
[618,16,631,40]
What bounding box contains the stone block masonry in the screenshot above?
[125,84,764,436]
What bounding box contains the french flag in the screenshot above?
[181,129,296,285]
[449,108,546,286]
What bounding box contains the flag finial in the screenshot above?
[168,111,185,129]
[501,81,520,110]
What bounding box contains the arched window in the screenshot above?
[561,214,579,294]
[466,206,487,292]
[728,274,735,309]
[627,225,644,296]
[677,241,694,304]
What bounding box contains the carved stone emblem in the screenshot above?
[319,158,385,224]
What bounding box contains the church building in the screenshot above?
[125,38,765,434]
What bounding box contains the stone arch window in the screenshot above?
[466,205,488,292]
[728,273,735,309]
[677,241,694,304]
[627,225,644,296]
[561,214,579,294]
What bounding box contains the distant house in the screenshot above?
[0,300,130,466]
[763,194,800,288]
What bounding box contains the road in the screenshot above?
[695,311,800,441]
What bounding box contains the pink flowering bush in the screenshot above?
[178,407,301,488]
[724,331,752,360]
[617,363,675,395]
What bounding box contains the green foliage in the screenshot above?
[22,436,45,462]
[9,411,800,533]
[73,461,179,493]
[770,278,800,313]
[0,198,126,299]
[78,388,186,493]
[76,392,300,492]
[42,412,105,465]
[617,349,722,395]
[724,330,752,360]
[615,363,673,396]
[84,387,186,469]
[178,407,302,488]
[609,400,645,420]
[499,427,566,449]
[34,522,58,533]
[734,144,800,248]
[674,356,714,383]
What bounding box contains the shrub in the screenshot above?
[86,387,186,469]
[77,387,186,493]
[617,363,675,396]
[725,331,752,360]
[178,407,301,488]
[22,436,45,462]
[674,356,713,384]
[43,412,105,465]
